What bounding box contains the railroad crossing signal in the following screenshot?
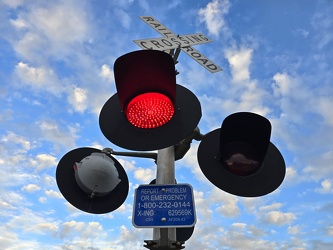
[99,50,202,151]
[55,16,286,250]
[135,16,222,73]
[56,147,129,214]
[197,112,286,197]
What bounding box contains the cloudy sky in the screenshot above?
[1,0,333,249]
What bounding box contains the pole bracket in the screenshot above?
[144,240,185,249]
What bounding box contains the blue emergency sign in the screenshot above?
[133,184,196,228]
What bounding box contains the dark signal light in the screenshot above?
[56,147,129,214]
[197,112,285,197]
[218,113,271,177]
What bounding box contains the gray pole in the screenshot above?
[153,146,176,246]
[151,52,181,247]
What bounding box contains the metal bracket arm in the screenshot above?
[103,148,157,161]
[103,127,204,163]
[174,127,204,161]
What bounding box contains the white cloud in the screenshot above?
[193,190,213,220]
[259,203,283,212]
[38,197,47,203]
[198,0,230,37]
[1,0,24,8]
[118,158,138,172]
[6,2,117,119]
[100,64,114,82]
[42,175,56,186]
[35,222,59,235]
[284,167,298,185]
[15,62,114,116]
[59,220,106,239]
[45,189,63,199]
[316,179,333,194]
[288,225,302,235]
[105,224,150,250]
[0,167,37,188]
[272,72,293,97]
[225,47,253,82]
[237,80,270,115]
[272,72,333,127]
[179,143,212,184]
[321,179,332,192]
[303,150,333,181]
[0,198,15,210]
[15,62,64,96]
[0,227,20,250]
[1,131,31,152]
[241,196,264,214]
[262,210,296,226]
[21,184,41,193]
[67,86,88,113]
[133,167,155,183]
[29,153,57,171]
[231,222,246,231]
[221,47,271,116]
[89,88,115,116]
[4,208,59,236]
[0,133,41,187]
[10,18,27,29]
[270,71,333,182]
[248,225,267,238]
[317,97,333,126]
[1,192,26,210]
[327,225,333,236]
[11,1,91,61]
[194,223,278,250]
[30,4,87,44]
[38,120,78,151]
[210,188,240,217]
[112,203,127,214]
[65,201,83,214]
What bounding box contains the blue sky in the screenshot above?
[0,0,333,249]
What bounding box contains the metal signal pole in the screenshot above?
[153,146,176,245]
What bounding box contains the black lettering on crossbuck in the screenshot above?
[134,16,222,73]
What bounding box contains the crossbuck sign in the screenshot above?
[134,16,222,73]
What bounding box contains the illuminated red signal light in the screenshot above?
[99,50,202,151]
[125,92,174,128]
[113,50,176,127]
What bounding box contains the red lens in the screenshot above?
[220,142,261,176]
[125,92,174,128]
